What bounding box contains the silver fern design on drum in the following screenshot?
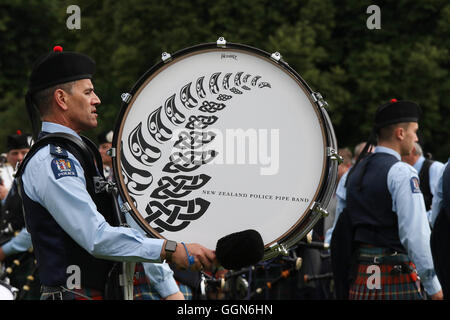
[121,71,271,233]
[165,94,186,125]
[148,106,173,143]
[120,141,153,207]
[128,123,162,165]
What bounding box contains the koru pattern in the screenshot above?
[121,70,271,233]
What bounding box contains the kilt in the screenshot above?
[348,245,423,300]
[133,262,193,300]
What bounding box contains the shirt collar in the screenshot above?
[374,146,401,161]
[41,122,83,141]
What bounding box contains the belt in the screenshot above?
[357,252,410,264]
[40,285,94,300]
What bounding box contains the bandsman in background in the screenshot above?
[430,159,450,299]
[402,142,444,223]
[330,99,443,300]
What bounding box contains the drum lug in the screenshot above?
[121,93,132,104]
[311,92,328,108]
[327,147,344,164]
[270,51,282,62]
[161,52,172,63]
[267,243,289,256]
[311,201,329,217]
[217,36,227,48]
[120,202,132,214]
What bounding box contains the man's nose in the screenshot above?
[93,92,101,105]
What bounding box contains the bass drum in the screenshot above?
[112,38,338,260]
[0,281,17,300]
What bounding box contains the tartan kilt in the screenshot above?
[69,288,104,300]
[133,262,193,300]
[348,246,423,300]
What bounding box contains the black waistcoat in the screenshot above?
[15,132,117,291]
[346,152,405,252]
[418,158,434,211]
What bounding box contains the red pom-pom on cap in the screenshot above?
[53,46,63,52]
[16,129,22,135]
[390,98,398,103]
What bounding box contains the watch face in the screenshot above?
[166,240,177,252]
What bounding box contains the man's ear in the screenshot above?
[54,88,69,111]
[394,126,405,141]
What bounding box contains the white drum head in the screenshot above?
[0,282,15,300]
[114,44,332,255]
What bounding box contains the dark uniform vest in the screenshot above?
[346,152,405,253]
[440,163,450,222]
[0,181,25,245]
[418,158,434,211]
[430,163,450,298]
[15,132,117,292]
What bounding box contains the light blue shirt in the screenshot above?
[125,213,180,298]
[324,171,348,246]
[413,155,445,222]
[2,228,32,255]
[328,146,441,295]
[430,159,450,228]
[21,122,164,263]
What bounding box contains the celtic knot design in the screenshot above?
[150,174,211,199]
[144,198,210,233]
[199,101,226,113]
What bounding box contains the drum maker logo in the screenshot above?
[120,71,272,233]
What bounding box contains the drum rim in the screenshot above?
[112,41,337,257]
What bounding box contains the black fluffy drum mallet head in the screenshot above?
[215,229,264,270]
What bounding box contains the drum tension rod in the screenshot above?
[93,176,116,194]
[311,202,329,217]
[327,147,344,164]
[267,243,289,257]
[311,92,328,108]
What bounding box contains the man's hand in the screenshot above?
[0,247,6,262]
[431,290,443,300]
[0,184,8,200]
[163,242,216,272]
[163,291,185,300]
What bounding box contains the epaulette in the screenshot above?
[50,144,69,158]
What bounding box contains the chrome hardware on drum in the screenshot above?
[112,38,338,260]
[0,281,18,300]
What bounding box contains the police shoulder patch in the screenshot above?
[51,158,77,180]
[410,176,421,194]
[50,144,68,158]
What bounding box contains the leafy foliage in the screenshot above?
[0,0,448,161]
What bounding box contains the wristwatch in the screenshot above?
[164,240,177,263]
